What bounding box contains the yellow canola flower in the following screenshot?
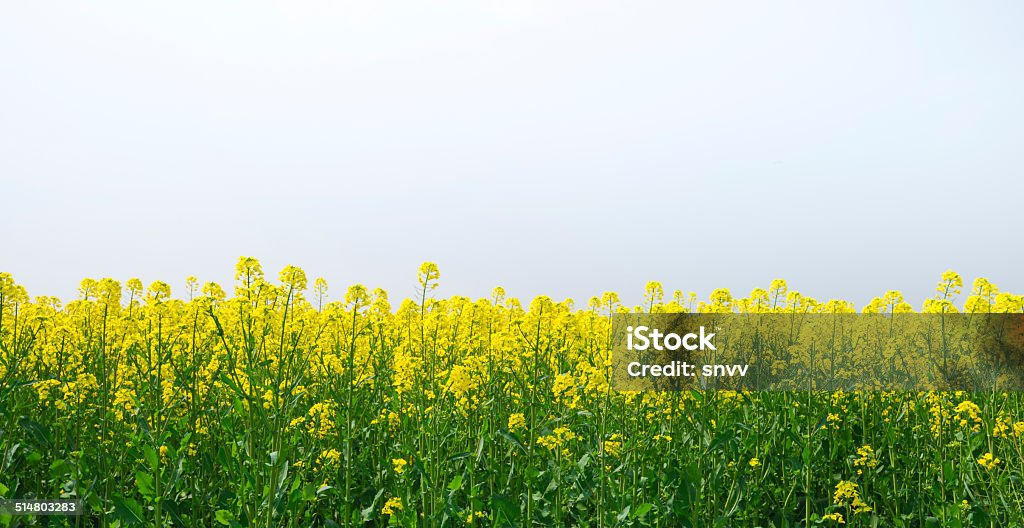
[833,481,871,514]
[306,403,336,439]
[552,372,580,409]
[318,449,341,466]
[603,434,623,458]
[35,379,62,403]
[822,512,845,524]
[537,426,579,452]
[854,445,878,473]
[381,497,403,515]
[507,413,527,432]
[977,452,1001,470]
[953,400,982,431]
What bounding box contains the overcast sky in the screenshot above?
[2,1,1022,308]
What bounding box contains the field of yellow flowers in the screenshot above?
[1,259,1023,527]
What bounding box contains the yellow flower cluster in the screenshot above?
[822,512,844,524]
[318,449,341,466]
[507,413,527,432]
[602,434,623,458]
[833,481,872,514]
[853,445,877,474]
[381,497,402,515]
[977,452,1001,470]
[111,388,137,421]
[306,403,336,439]
[954,400,983,431]
[35,379,62,402]
[537,426,579,457]
[446,362,486,413]
[552,372,580,409]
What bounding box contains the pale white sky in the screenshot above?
[2,1,1021,307]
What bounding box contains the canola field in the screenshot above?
[1,260,1023,527]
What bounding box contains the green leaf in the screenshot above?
[689,390,704,406]
[231,397,247,417]
[18,417,52,449]
[816,415,836,435]
[49,459,71,479]
[497,430,527,455]
[410,459,432,486]
[634,503,654,519]
[360,503,376,521]
[475,435,485,461]
[215,510,235,526]
[362,488,384,521]
[446,452,471,463]
[298,483,315,501]
[706,431,732,454]
[135,471,156,500]
[941,461,954,483]
[86,492,103,511]
[969,433,984,452]
[447,474,464,492]
[143,445,158,470]
[161,498,187,527]
[275,459,290,493]
[112,497,145,527]
[577,453,590,472]
[218,373,243,395]
[489,494,521,524]
[217,446,232,469]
